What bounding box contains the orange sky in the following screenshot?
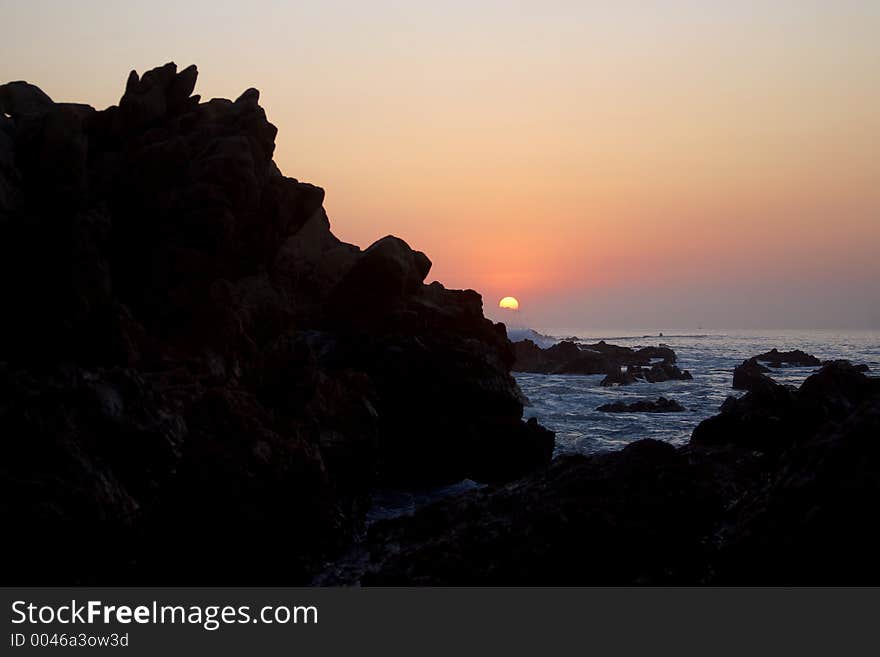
[4,1,879,327]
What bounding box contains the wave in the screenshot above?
[548,332,722,343]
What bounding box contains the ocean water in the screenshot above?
[516,328,880,456]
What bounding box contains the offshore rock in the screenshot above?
[754,348,821,367]
[600,362,692,387]
[513,338,678,376]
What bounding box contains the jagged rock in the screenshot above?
[600,368,640,386]
[691,382,796,451]
[642,362,693,383]
[0,64,552,584]
[597,397,685,413]
[513,338,678,376]
[798,359,880,417]
[328,361,880,585]
[354,440,719,585]
[754,348,821,367]
[732,357,774,392]
[587,340,676,365]
[600,362,692,386]
[692,360,879,452]
[118,63,201,130]
[328,235,432,323]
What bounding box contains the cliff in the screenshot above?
[0,64,553,583]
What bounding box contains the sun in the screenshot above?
[499,296,519,311]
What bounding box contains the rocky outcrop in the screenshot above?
[692,360,878,452]
[513,339,603,374]
[823,360,869,373]
[513,338,678,377]
[600,363,693,386]
[754,348,821,367]
[330,361,880,584]
[597,397,686,413]
[732,357,774,392]
[0,64,552,584]
[354,440,719,585]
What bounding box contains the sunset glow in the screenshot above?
[5,1,879,327]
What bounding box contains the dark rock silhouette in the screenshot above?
[732,357,775,392]
[0,64,553,584]
[693,360,879,452]
[356,440,718,585]
[512,338,679,377]
[822,360,869,372]
[597,397,686,413]
[599,368,640,386]
[600,362,692,386]
[331,361,880,584]
[754,348,821,367]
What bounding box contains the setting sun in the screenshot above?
[499,296,520,311]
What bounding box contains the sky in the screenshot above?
[3,1,879,329]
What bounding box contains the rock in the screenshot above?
[166,64,198,110]
[635,345,677,363]
[600,368,640,387]
[754,348,821,367]
[512,339,610,375]
[143,386,335,582]
[0,81,54,118]
[0,63,552,584]
[692,360,879,452]
[467,416,555,484]
[713,392,880,583]
[732,357,774,392]
[798,359,880,418]
[691,380,797,451]
[118,62,192,130]
[600,363,692,386]
[353,440,719,585]
[821,359,869,373]
[511,339,548,372]
[325,360,880,585]
[0,364,186,582]
[513,338,679,376]
[642,362,693,383]
[328,235,432,324]
[586,340,676,365]
[597,397,685,413]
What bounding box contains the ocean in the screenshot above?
[516,328,880,455]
